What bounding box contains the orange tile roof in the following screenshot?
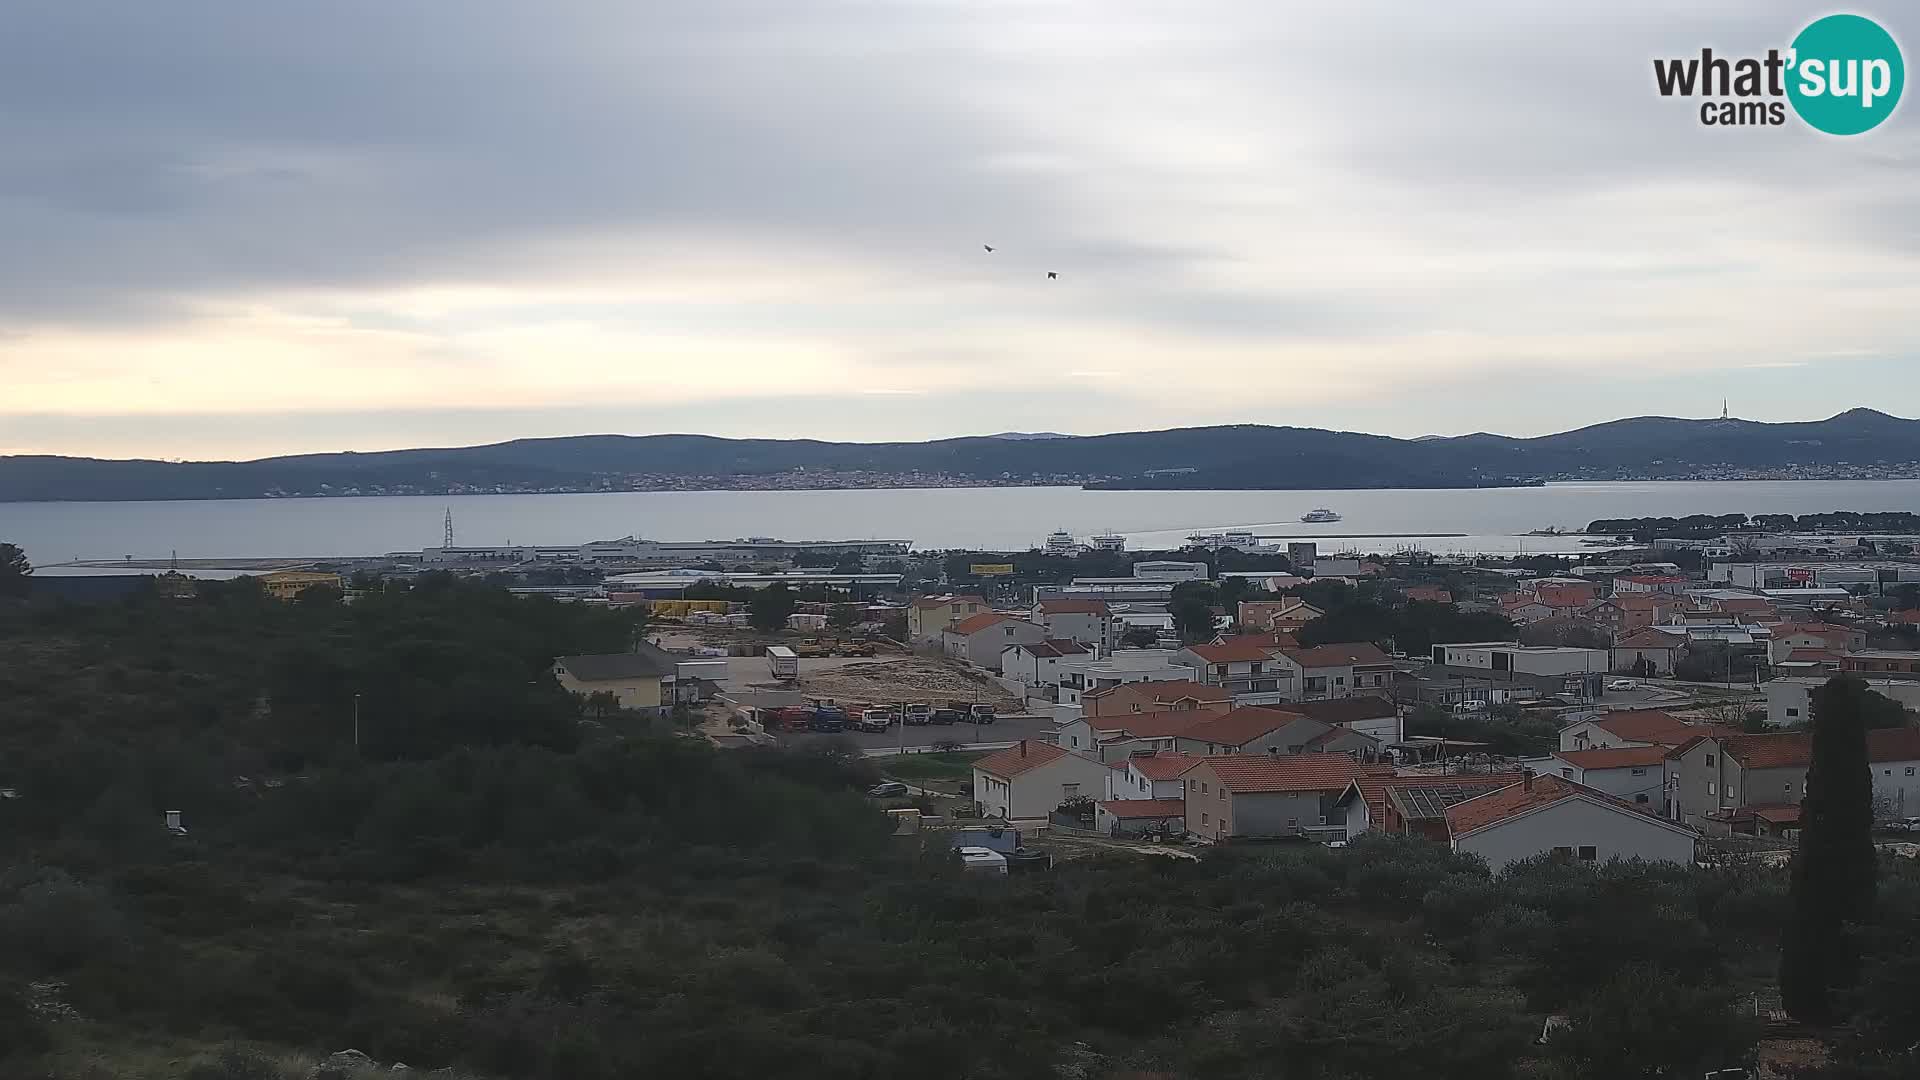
[948,612,1013,635]
[1038,599,1110,615]
[1084,679,1230,704]
[1180,707,1307,748]
[1868,727,1920,763]
[1281,642,1391,668]
[1339,772,1522,827]
[1403,587,1453,603]
[973,740,1074,779]
[1095,713,1214,739]
[1553,746,1669,770]
[1187,640,1283,663]
[1126,752,1204,780]
[1097,798,1188,819]
[1199,755,1386,794]
[1444,774,1691,838]
[1720,733,1812,769]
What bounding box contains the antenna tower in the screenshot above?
[444,507,455,548]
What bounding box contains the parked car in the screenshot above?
[1606,678,1639,691]
[867,782,908,798]
[1450,700,1488,715]
[904,703,933,726]
[930,708,963,725]
[856,708,893,733]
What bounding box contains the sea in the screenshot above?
[8,479,1920,569]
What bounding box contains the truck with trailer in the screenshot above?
[765,645,799,681]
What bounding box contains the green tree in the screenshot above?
[828,604,859,630]
[1781,676,1879,1024]
[1169,581,1218,644]
[748,582,798,632]
[0,543,30,598]
[1120,626,1160,648]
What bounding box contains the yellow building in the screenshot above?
[906,593,991,646]
[259,570,344,601]
[553,643,681,715]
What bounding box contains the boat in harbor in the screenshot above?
[1089,532,1126,551]
[1300,508,1342,523]
[1183,529,1271,551]
[1042,530,1081,556]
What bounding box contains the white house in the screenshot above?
[1538,746,1669,810]
[1444,774,1699,873]
[1056,649,1190,705]
[943,613,1046,668]
[971,740,1113,821]
[1032,599,1113,649]
[1870,728,1920,818]
[1767,676,1920,728]
[1173,640,1290,695]
[999,639,1090,688]
[1557,709,1734,753]
[1104,751,1201,801]
[1270,643,1394,700]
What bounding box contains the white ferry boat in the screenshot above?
[1300,509,1342,523]
[1042,530,1081,556]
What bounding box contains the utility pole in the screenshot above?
[352,692,362,755]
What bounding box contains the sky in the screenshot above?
[2,1,1917,460]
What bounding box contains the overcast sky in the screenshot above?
[3,1,1916,459]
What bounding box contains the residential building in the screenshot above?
[258,570,344,600]
[1000,639,1090,688]
[1032,599,1113,649]
[1766,676,1920,728]
[1558,709,1736,753]
[1432,642,1609,677]
[1539,746,1668,808]
[1334,772,1523,840]
[1172,707,1380,758]
[1840,650,1920,680]
[1181,756,1387,842]
[1273,695,1403,743]
[1614,574,1692,596]
[1270,642,1394,699]
[1445,774,1698,872]
[1872,727,1920,818]
[943,613,1046,668]
[1237,599,1324,634]
[1612,593,1683,632]
[1080,679,1233,720]
[1665,732,1812,832]
[1105,751,1203,802]
[1311,557,1367,578]
[1611,628,1685,676]
[1531,579,1601,607]
[1768,622,1869,663]
[1403,586,1454,604]
[907,594,990,646]
[1056,650,1192,705]
[553,643,682,713]
[1094,798,1189,837]
[1174,640,1291,695]
[971,740,1112,821]
[1057,711,1212,762]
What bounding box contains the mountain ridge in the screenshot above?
[3,409,1916,502]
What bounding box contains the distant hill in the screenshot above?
[4,409,1918,502]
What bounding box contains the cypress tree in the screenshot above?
[1779,676,1878,1023]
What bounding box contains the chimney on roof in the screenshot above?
[1521,769,1533,791]
[1019,741,1027,758]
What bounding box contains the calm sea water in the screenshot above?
[8,480,1920,567]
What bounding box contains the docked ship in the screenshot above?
[1089,532,1126,552]
[1042,530,1082,556]
[1300,508,1342,523]
[1184,529,1270,551]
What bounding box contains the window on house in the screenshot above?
[1631,768,1646,776]
[1551,846,1573,859]
[1062,784,1080,797]
[1287,817,1298,829]
[1131,704,1142,713]
[1707,781,1716,796]
[1578,845,1598,861]
[1218,788,1225,801]
[1560,768,1573,779]
[1786,708,1800,717]
[1727,785,1736,799]
[1335,676,1345,685]
[1635,794,1649,804]
[1201,812,1209,825]
[1201,782,1209,794]
[1706,754,1715,767]
[1907,767,1916,776]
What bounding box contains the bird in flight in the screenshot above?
[1046,271,1058,279]
[983,244,995,252]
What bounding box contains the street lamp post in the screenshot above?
[352,692,362,755]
